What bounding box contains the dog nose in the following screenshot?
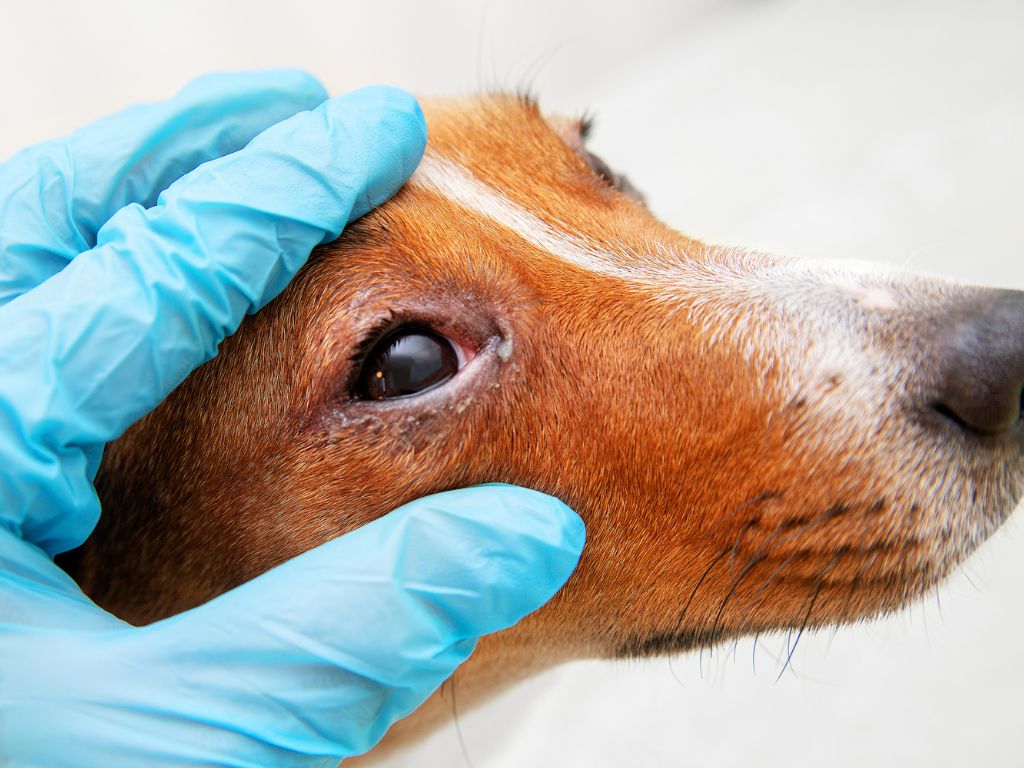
[931,289,1024,435]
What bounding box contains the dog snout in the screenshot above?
[929,289,1024,436]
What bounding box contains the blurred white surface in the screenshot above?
[2,1,1021,766]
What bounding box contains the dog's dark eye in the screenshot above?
[585,150,618,186]
[583,149,646,205]
[357,328,459,400]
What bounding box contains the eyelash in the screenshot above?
[348,313,400,367]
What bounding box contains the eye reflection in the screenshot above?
[358,328,460,400]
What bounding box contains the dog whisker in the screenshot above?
[726,491,781,577]
[775,553,842,681]
[715,502,846,632]
[671,547,731,637]
[449,676,475,768]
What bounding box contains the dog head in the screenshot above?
[85,94,1024,663]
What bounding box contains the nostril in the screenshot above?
[931,401,969,430]
[928,289,1024,437]
[931,394,1022,435]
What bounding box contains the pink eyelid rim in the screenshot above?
[447,334,476,370]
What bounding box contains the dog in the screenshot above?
[60,93,1024,762]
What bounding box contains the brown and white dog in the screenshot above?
[61,94,1024,761]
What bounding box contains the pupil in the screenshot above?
[361,330,459,400]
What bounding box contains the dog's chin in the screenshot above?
[612,486,1024,662]
[614,575,941,660]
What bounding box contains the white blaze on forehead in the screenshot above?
[408,153,914,330]
[410,153,648,281]
[410,153,792,365]
[410,153,792,294]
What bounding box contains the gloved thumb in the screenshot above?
[136,484,585,763]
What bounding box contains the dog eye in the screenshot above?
[585,150,618,186]
[583,149,647,205]
[357,328,460,400]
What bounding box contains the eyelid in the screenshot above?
[564,117,648,207]
[580,148,648,206]
[584,149,617,186]
[449,335,474,368]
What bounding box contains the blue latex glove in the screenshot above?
[0,71,585,766]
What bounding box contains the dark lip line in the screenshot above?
[616,570,940,658]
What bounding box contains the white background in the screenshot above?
[3,1,1021,766]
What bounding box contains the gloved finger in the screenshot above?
[134,486,585,764]
[0,529,126,632]
[0,69,329,308]
[0,85,426,556]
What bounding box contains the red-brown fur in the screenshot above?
[64,95,1023,760]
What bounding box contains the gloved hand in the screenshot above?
[0,71,585,766]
